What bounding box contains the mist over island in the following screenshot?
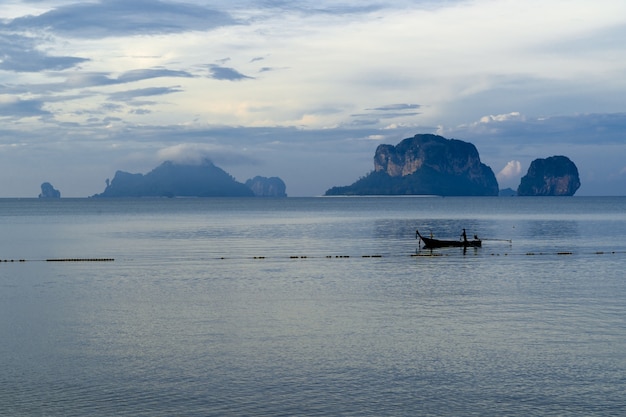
[90,160,286,198]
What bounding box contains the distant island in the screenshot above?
[325,134,499,196]
[245,176,287,197]
[40,141,579,199]
[517,155,580,196]
[92,159,286,198]
[499,188,517,197]
[39,182,61,198]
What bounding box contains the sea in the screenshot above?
[1,196,625,416]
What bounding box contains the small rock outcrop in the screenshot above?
[517,156,580,196]
[499,188,517,196]
[245,176,287,197]
[39,182,61,198]
[92,159,254,198]
[325,134,499,196]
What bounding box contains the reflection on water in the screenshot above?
[1,197,626,416]
[527,220,580,239]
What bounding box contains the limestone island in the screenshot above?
[517,155,580,196]
[39,182,61,198]
[92,159,286,198]
[325,134,499,196]
[245,176,287,197]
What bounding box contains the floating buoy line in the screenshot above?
[46,258,115,262]
[0,258,114,263]
[209,249,626,260]
[1,250,625,264]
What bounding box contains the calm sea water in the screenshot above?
[1,197,625,416]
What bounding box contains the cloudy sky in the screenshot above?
[1,0,625,196]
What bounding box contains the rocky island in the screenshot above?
[93,159,257,198]
[517,155,580,196]
[245,176,287,197]
[325,134,499,196]
[39,182,61,198]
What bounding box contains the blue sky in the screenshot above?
[1,0,626,196]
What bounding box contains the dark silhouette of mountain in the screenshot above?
[245,176,287,197]
[498,188,517,196]
[325,134,499,196]
[92,160,254,197]
[39,182,61,198]
[517,155,580,196]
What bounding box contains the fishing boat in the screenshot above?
[416,229,482,249]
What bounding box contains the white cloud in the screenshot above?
[156,142,261,168]
[157,143,221,165]
[479,112,525,124]
[496,160,523,186]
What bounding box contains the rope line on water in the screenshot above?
[0,258,115,263]
[2,250,626,264]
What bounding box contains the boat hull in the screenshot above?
[416,230,482,249]
[419,236,482,249]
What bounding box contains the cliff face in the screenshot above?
[93,160,254,198]
[245,176,287,197]
[326,134,499,196]
[517,155,580,196]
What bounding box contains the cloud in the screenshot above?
[0,96,50,119]
[255,1,386,16]
[367,104,421,111]
[116,69,195,84]
[496,160,523,184]
[130,109,152,115]
[351,111,421,119]
[442,112,626,145]
[350,104,421,126]
[156,143,260,166]
[0,0,210,99]
[208,65,254,81]
[63,69,194,89]
[6,0,237,39]
[3,68,195,96]
[157,143,217,165]
[108,86,184,102]
[0,33,88,72]
[478,112,525,124]
[350,103,422,125]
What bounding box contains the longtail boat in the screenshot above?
[416,229,481,249]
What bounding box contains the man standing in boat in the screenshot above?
[461,229,468,243]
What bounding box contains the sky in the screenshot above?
[1,0,626,197]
